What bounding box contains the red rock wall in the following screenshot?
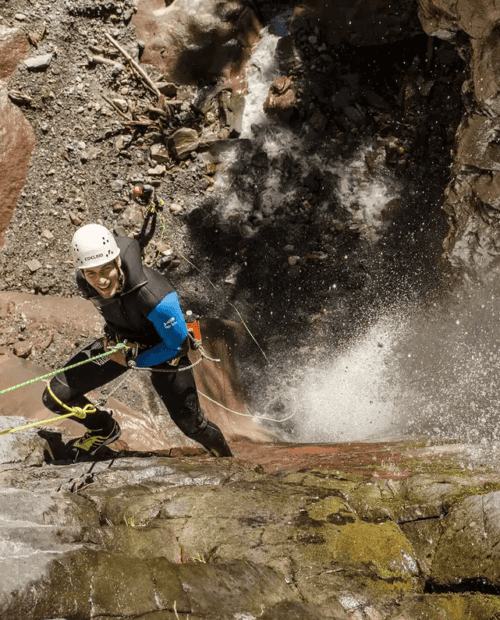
[0,28,35,247]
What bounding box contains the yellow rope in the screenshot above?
[0,383,96,436]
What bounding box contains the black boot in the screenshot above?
[193,420,233,457]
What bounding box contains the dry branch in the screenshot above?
[104,32,161,100]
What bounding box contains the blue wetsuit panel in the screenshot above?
[136,292,188,367]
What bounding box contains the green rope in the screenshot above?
[228,303,269,364]
[0,343,130,397]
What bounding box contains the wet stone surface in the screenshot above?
[2,429,500,618]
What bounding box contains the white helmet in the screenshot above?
[71,224,120,269]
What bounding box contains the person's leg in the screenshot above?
[150,356,232,457]
[42,339,127,452]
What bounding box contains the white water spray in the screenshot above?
[240,29,280,138]
[333,143,402,242]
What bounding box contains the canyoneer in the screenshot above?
[42,223,233,459]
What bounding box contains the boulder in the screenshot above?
[263,76,298,121]
[431,491,500,589]
[133,0,261,84]
[168,127,200,159]
[0,84,36,247]
[419,0,500,276]
[0,416,50,466]
[24,53,53,71]
[419,0,500,40]
[0,27,30,81]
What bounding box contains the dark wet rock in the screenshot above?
[290,0,422,47]
[263,75,298,121]
[431,491,500,589]
[1,440,500,617]
[420,0,500,277]
[389,593,500,620]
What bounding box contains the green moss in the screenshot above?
[306,497,353,522]
[444,482,500,511]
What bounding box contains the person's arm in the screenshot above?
[136,291,188,367]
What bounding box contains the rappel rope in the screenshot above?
[0,335,295,437]
[0,344,129,436]
[0,188,294,437]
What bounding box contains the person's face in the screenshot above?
[83,259,121,298]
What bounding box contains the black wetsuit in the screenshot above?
[42,237,232,456]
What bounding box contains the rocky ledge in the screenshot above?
[3,419,500,620]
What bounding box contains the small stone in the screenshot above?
[111,180,125,192]
[113,98,128,112]
[69,211,84,226]
[13,341,32,358]
[288,256,300,266]
[26,259,42,272]
[169,204,183,214]
[112,203,126,213]
[157,242,173,256]
[283,244,294,253]
[156,82,177,97]
[38,332,54,351]
[150,143,170,164]
[25,53,53,71]
[111,63,126,77]
[168,127,199,160]
[41,230,54,241]
[148,165,166,176]
[14,13,27,21]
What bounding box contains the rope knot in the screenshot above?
[71,404,96,419]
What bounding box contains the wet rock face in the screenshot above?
[3,441,500,619]
[420,0,500,278]
[134,0,261,84]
